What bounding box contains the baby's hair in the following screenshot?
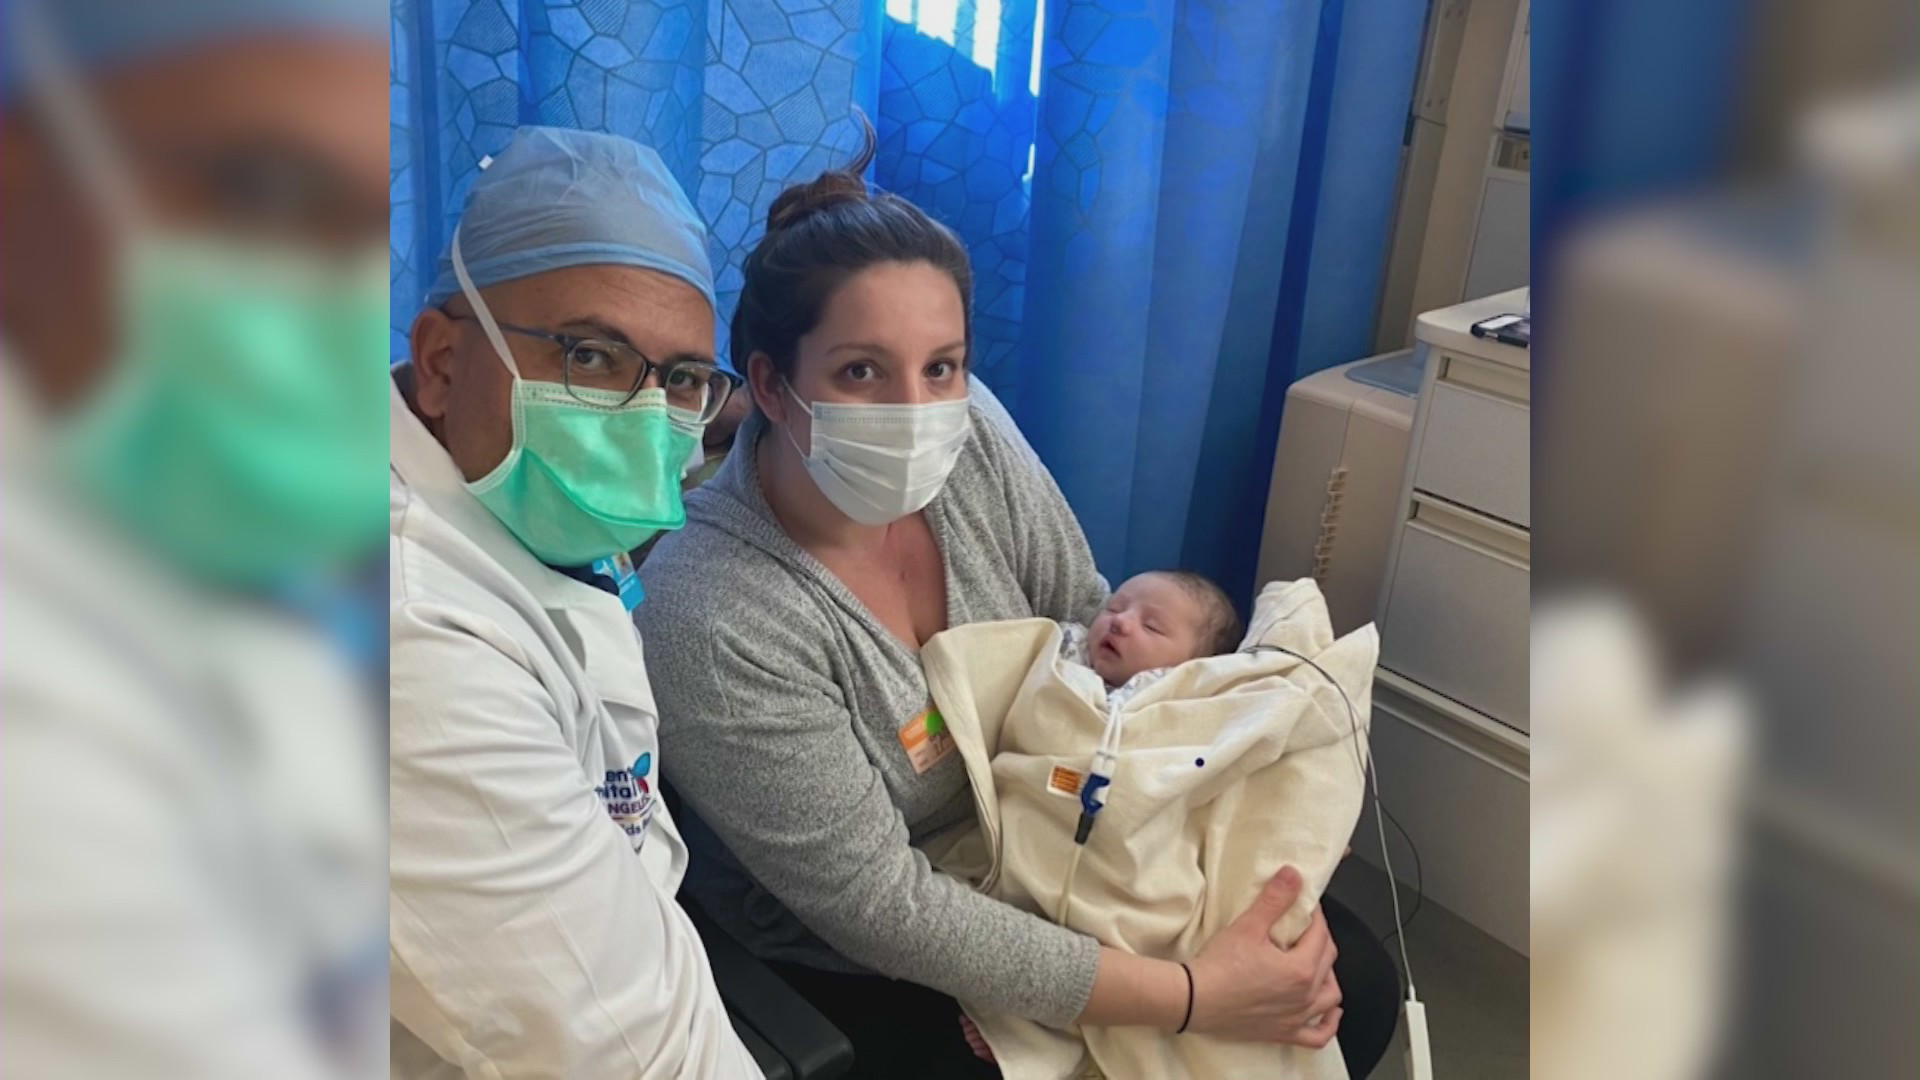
[1153,570,1243,657]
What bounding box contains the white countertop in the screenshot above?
[1413,287,1531,370]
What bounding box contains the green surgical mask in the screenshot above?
[59,235,390,588]
[467,382,697,567]
[452,228,699,567]
[15,0,390,589]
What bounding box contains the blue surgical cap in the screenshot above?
[1,0,384,99]
[427,126,715,314]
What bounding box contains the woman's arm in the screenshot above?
[1083,868,1345,1046]
[643,601,1101,1026]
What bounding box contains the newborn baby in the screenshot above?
[1070,570,1244,688]
[925,577,1372,1079]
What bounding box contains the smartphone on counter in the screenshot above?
[1470,313,1529,348]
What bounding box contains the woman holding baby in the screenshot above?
[636,137,1399,1078]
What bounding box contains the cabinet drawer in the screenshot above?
[1380,498,1530,731]
[1357,672,1529,955]
[1413,354,1530,527]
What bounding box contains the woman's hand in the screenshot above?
[1186,866,1344,1047]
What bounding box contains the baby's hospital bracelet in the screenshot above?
[1176,962,1195,1034]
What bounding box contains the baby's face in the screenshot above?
[1087,574,1210,686]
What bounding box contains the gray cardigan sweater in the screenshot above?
[636,383,1108,1026]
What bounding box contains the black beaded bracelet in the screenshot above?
[1176,962,1195,1034]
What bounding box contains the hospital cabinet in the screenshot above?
[1254,351,1419,638]
[1253,289,1529,953]
[1372,287,1531,955]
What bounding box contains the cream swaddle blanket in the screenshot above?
[921,579,1378,1080]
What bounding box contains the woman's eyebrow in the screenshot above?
[823,340,968,358]
[825,341,896,357]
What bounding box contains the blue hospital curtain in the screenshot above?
[390,0,1425,603]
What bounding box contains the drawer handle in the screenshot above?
[1438,353,1528,404]
[1376,669,1529,780]
[1409,497,1530,567]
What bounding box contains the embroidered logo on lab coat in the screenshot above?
[598,751,655,852]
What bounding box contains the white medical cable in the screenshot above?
[1056,692,1128,927]
[1245,645,1419,1001]
[1055,844,1087,925]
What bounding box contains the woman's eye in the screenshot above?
[665,367,697,389]
[927,359,958,380]
[844,362,879,382]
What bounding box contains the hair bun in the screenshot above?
[763,111,879,233]
[765,170,868,232]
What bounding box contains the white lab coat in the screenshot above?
[388,381,760,1080]
[0,360,386,1079]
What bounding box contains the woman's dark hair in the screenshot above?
[730,114,973,377]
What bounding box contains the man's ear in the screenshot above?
[409,308,460,421]
[746,351,786,425]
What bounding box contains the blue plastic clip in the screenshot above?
[1075,773,1111,844]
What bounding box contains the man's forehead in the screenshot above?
[488,265,716,355]
[100,37,383,147]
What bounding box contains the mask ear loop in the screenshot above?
[449,222,533,497]
[779,377,816,461]
[9,0,144,239]
[449,225,522,381]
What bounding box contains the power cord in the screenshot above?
[1377,802,1424,950]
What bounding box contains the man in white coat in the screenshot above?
[388,125,762,1079]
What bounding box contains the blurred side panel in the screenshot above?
[1531,0,1918,1077]
[0,3,390,1078]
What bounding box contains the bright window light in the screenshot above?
[1028,0,1045,97]
[884,0,1045,89]
[972,0,1001,75]
[917,0,957,44]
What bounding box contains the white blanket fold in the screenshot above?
[922,579,1377,1080]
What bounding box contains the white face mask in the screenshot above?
[781,380,972,526]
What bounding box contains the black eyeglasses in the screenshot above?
[465,318,740,422]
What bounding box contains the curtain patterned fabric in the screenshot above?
[390,0,1424,597]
